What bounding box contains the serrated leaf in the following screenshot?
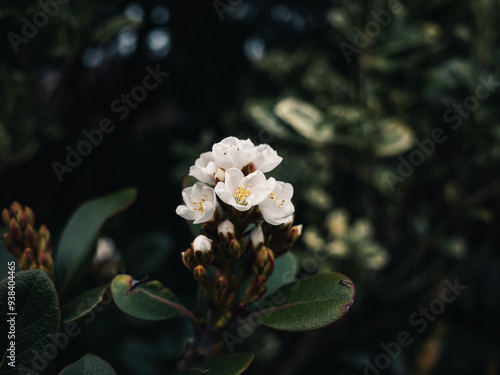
[250,273,355,332]
[55,187,137,298]
[170,353,255,375]
[59,353,116,375]
[111,275,190,321]
[61,284,109,325]
[0,270,60,375]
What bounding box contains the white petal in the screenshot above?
[193,235,212,252]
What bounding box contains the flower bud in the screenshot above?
[288,224,303,243]
[38,251,54,274]
[241,162,257,176]
[241,275,268,305]
[192,235,212,253]
[215,274,228,303]
[252,246,275,277]
[250,224,264,251]
[15,210,27,228]
[38,224,50,243]
[193,265,207,282]
[181,249,194,270]
[24,206,35,227]
[10,218,22,241]
[24,226,36,250]
[218,220,235,243]
[10,202,22,217]
[2,208,10,228]
[20,248,37,270]
[228,238,243,259]
[3,233,21,257]
[214,168,226,184]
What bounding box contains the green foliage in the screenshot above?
[55,188,137,297]
[0,270,60,374]
[111,275,189,322]
[59,353,116,375]
[254,273,355,332]
[61,284,109,324]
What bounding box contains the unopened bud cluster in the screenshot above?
[2,202,54,277]
[176,137,302,329]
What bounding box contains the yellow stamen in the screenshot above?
[234,185,251,205]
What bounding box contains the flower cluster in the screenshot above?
[176,136,294,226]
[176,137,302,329]
[2,202,54,277]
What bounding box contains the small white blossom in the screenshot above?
[175,182,217,224]
[250,224,265,250]
[250,144,283,173]
[215,168,275,211]
[259,181,295,225]
[212,137,256,170]
[192,235,212,252]
[188,137,282,185]
[189,152,217,185]
[218,219,235,242]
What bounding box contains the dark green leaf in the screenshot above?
[0,270,60,375]
[59,353,116,375]
[111,274,192,322]
[61,284,109,325]
[55,187,137,298]
[170,353,255,375]
[251,273,355,332]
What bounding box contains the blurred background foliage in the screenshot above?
[1,0,500,374]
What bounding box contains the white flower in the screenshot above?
[259,181,295,225]
[189,152,217,185]
[250,144,283,173]
[218,219,235,242]
[188,137,283,185]
[175,182,217,224]
[250,224,265,250]
[212,137,256,170]
[192,235,212,252]
[215,168,275,211]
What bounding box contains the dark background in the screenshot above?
[1,0,500,374]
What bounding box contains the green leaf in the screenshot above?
[59,353,116,375]
[169,353,255,375]
[111,274,191,322]
[55,187,137,298]
[0,270,60,375]
[61,284,109,325]
[251,273,355,332]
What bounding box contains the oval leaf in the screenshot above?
[250,273,355,332]
[111,275,192,322]
[55,188,137,297]
[59,353,116,375]
[61,284,109,325]
[170,352,255,375]
[0,270,60,374]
